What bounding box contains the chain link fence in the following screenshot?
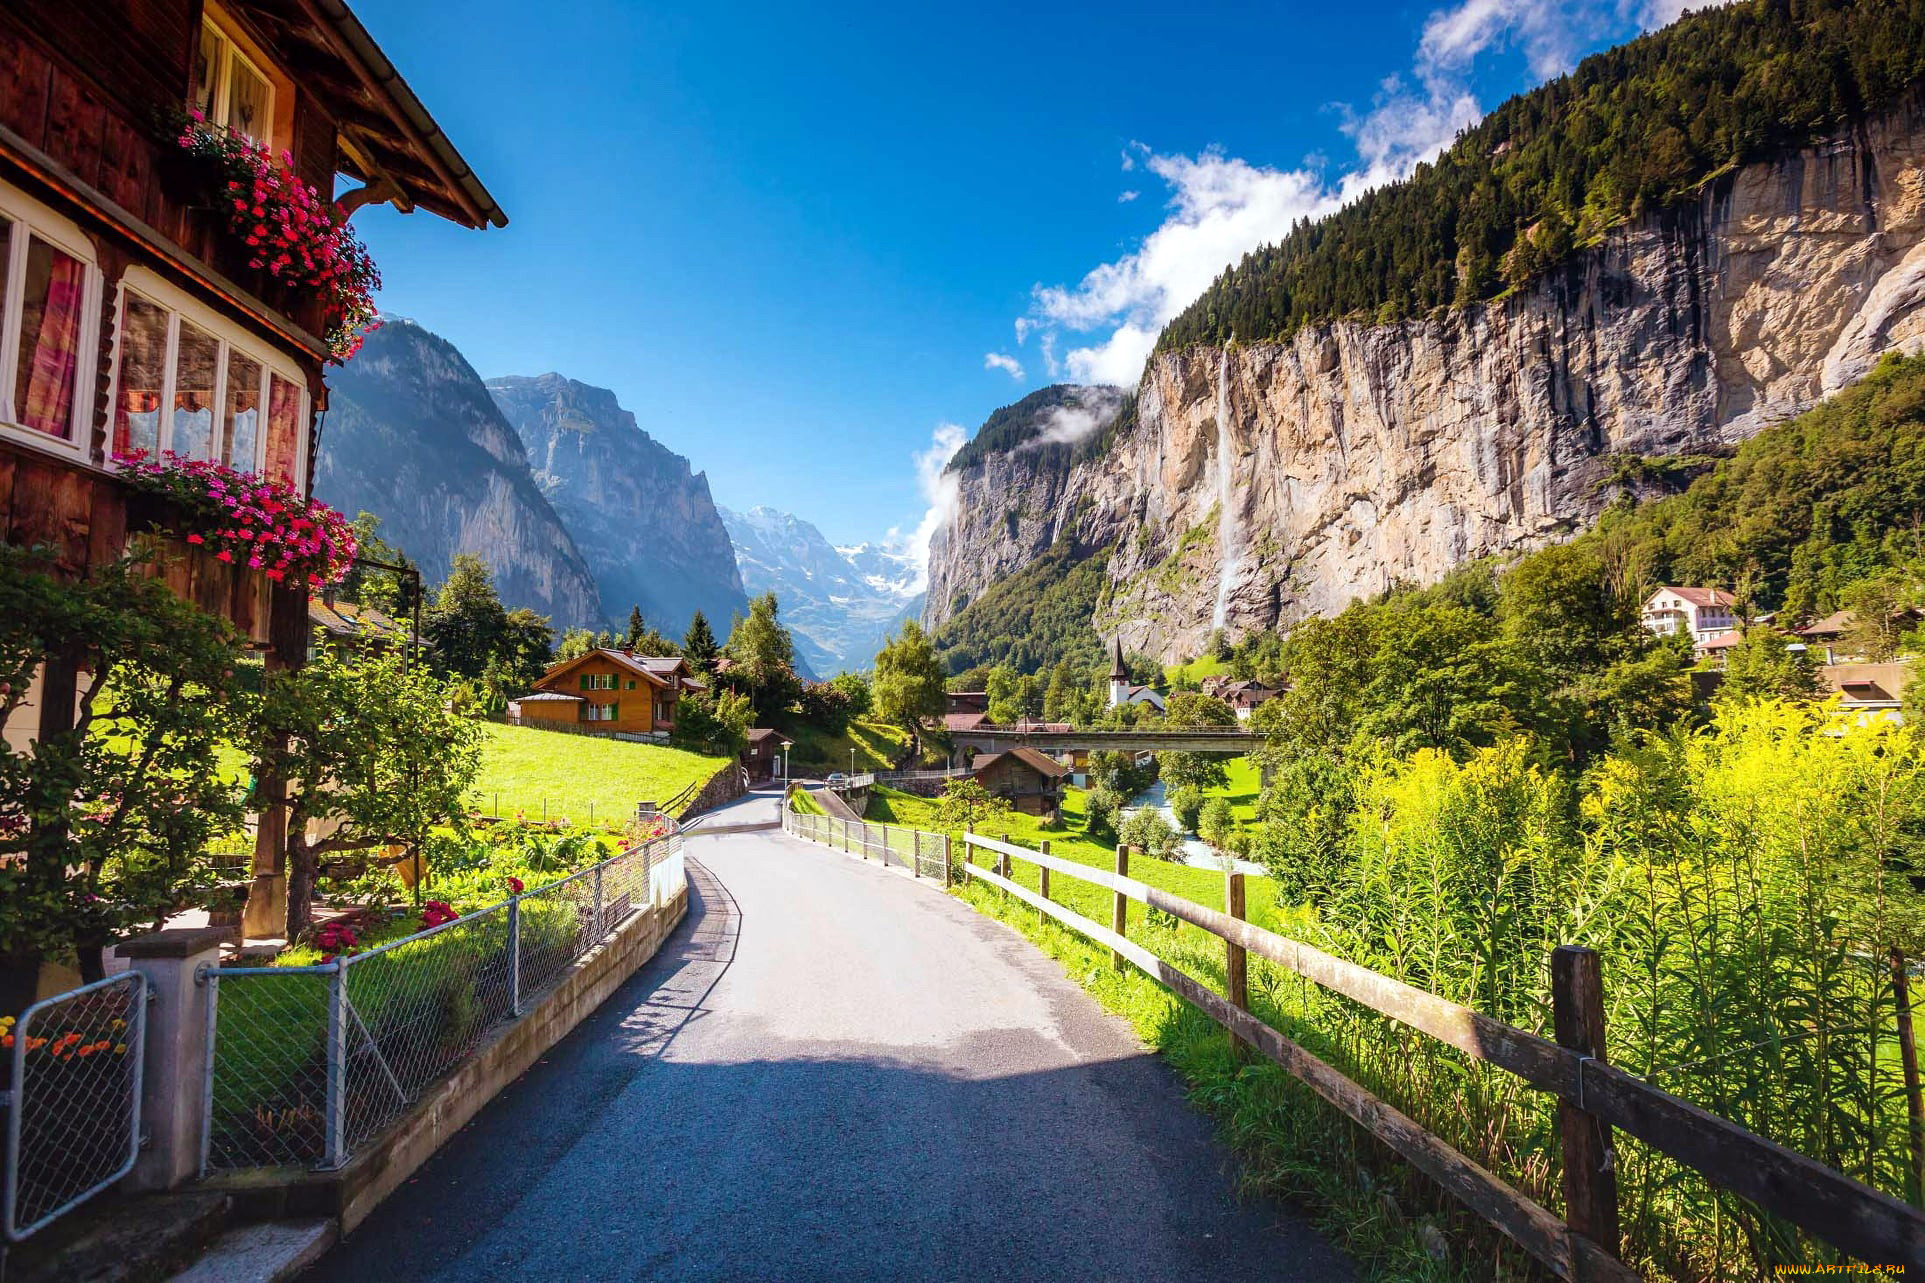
[204,831,683,1173]
[783,808,951,882]
[3,973,146,1240]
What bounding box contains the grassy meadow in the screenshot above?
[472,722,733,822]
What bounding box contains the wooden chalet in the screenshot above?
[0,0,502,637]
[971,746,1069,817]
[510,649,705,739]
[0,1,502,929]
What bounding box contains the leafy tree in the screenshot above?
[829,671,873,718]
[1197,796,1238,853]
[1160,692,1239,790]
[1118,806,1183,861]
[338,512,419,618]
[986,664,1042,724]
[1168,784,1204,834]
[682,610,720,669]
[1083,786,1123,838]
[495,607,555,698]
[724,592,799,720]
[934,778,1010,835]
[672,686,754,756]
[556,627,597,663]
[873,621,947,754]
[797,681,856,733]
[1251,749,1356,907]
[1718,626,1820,706]
[0,549,250,1002]
[1842,572,1914,662]
[257,643,483,937]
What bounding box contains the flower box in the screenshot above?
[114,451,357,589]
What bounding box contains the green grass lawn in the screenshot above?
[1164,654,1231,686]
[1210,757,1262,827]
[783,717,931,774]
[472,723,733,824]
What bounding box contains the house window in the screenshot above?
[0,186,101,457]
[579,701,618,723]
[194,14,277,148]
[110,272,309,484]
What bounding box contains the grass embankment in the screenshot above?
[1165,654,1231,686]
[783,718,931,774]
[472,722,732,822]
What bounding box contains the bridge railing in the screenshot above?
[957,832,1925,1277]
[782,804,951,881]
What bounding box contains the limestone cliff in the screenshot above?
[927,95,1925,663]
[314,321,605,630]
[486,374,747,636]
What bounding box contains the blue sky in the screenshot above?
[348,0,1701,559]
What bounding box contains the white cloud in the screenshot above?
[1118,190,1140,203]
[983,351,1026,380]
[898,423,968,591]
[1015,0,1734,387]
[1021,387,1128,451]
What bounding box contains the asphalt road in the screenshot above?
[304,820,1350,1282]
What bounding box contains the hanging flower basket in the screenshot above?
[113,450,358,589]
[171,113,381,363]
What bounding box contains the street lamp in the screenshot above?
[850,747,857,777]
[781,740,793,791]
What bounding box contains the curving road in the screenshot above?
[305,804,1349,1281]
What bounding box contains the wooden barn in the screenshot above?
[971,746,1069,816]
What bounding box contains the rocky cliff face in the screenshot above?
[720,505,919,676]
[485,374,747,636]
[928,96,1925,663]
[313,321,605,630]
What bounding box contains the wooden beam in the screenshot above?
[1552,946,1620,1261]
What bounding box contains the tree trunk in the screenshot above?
[0,949,41,1024]
[75,944,105,984]
[285,825,318,941]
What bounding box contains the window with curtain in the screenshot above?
[114,294,167,457]
[0,195,99,454]
[265,373,301,484]
[193,15,279,149]
[110,279,308,481]
[171,320,218,462]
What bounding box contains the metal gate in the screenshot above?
[3,972,147,1240]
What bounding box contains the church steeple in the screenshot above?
[1109,636,1128,681]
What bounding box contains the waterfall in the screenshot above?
[1210,348,1239,633]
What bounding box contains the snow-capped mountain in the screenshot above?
[720,506,923,676]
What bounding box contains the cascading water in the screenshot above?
[1210,347,1239,633]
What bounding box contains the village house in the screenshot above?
[1642,587,1738,642]
[1214,678,1278,721]
[971,745,1069,816]
[306,594,412,658]
[1816,661,1912,717]
[509,649,704,739]
[742,727,784,783]
[0,0,501,927]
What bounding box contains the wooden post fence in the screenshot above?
[1225,869,1248,1060]
[941,830,1925,1275]
[1111,845,1130,970]
[1551,945,1620,1262]
[1038,841,1052,925]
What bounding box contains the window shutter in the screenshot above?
[579,674,589,690]
[610,700,620,721]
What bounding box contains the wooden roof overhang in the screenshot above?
[227,0,508,230]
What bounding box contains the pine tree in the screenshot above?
[683,610,719,668]
[626,605,646,649]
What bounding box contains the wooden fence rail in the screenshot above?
[959,831,1925,1275]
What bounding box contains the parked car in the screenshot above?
[826,772,849,786]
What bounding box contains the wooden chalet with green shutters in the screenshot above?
[510,649,705,739]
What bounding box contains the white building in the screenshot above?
[1107,638,1166,712]
[1642,587,1738,642]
